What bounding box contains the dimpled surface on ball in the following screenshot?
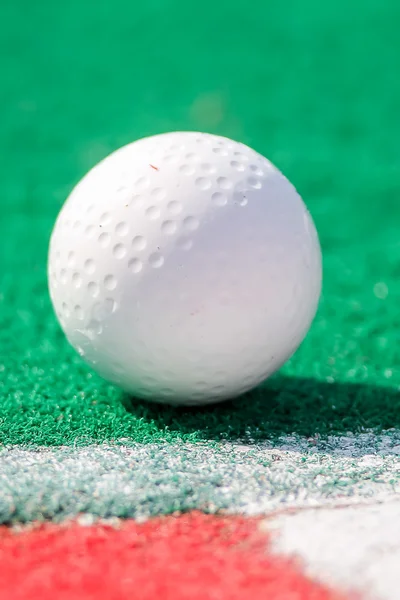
[48,132,322,405]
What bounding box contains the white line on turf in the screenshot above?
[267,499,400,600]
[1,430,400,522]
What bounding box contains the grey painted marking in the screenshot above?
[1,431,400,523]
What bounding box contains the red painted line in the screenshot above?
[0,512,353,599]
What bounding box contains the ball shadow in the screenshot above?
[122,374,400,441]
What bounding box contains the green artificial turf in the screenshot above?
[1,0,400,447]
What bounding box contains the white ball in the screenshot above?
[48,132,322,405]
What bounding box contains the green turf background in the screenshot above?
[1,0,400,446]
